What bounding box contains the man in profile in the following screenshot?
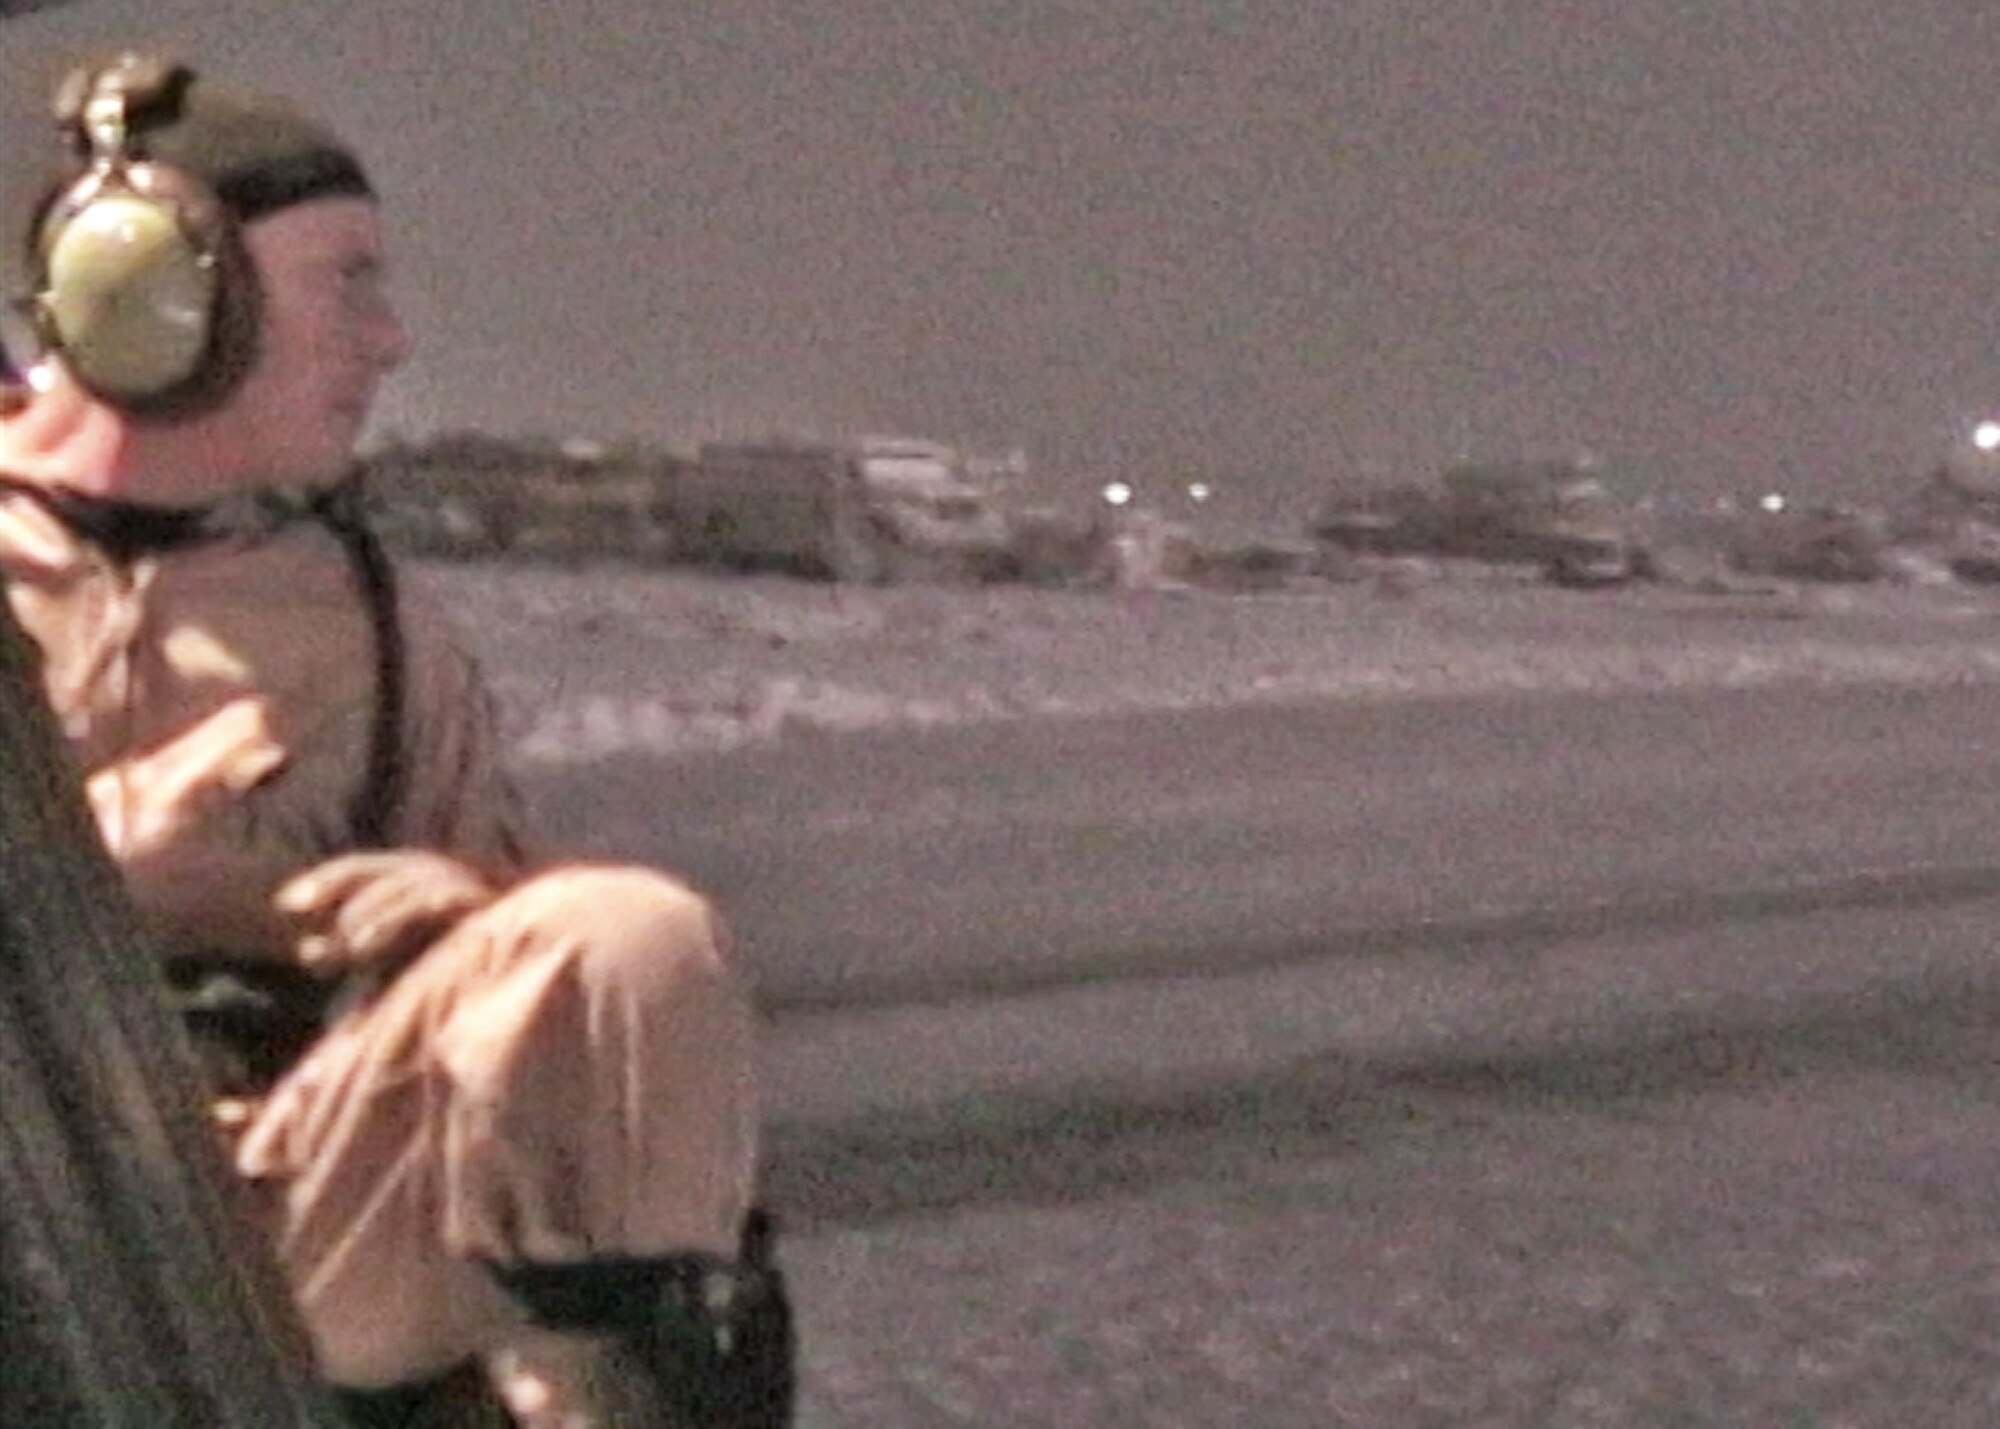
[0,53,790,1426]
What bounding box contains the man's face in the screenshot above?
[226,197,410,484]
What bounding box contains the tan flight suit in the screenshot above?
[0,483,759,1389]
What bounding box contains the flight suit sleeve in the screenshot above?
[105,552,534,961]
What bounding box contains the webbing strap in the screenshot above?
[310,472,406,851]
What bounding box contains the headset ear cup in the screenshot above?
[31,161,258,421]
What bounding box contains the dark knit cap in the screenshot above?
[43,54,373,223]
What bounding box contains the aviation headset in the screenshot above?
[22,53,372,420]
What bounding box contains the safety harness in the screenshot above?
[0,469,403,1092]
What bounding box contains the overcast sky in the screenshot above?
[7,1,2000,517]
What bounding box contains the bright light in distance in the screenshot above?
[1101,481,1133,507]
[1974,421,2000,453]
[1187,482,1212,503]
[1759,492,1786,514]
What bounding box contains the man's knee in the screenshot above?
[490,863,742,1003]
[415,862,757,1266]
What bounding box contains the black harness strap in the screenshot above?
[0,474,218,561]
[173,475,411,1092]
[309,473,407,852]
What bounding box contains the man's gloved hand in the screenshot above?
[274,850,495,972]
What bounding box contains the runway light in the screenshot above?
[1101,481,1133,507]
[1759,492,1786,514]
[1187,481,1213,504]
[1975,421,2000,453]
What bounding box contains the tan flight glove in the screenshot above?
[274,849,496,973]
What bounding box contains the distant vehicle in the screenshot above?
[1546,532,1650,589]
[1312,459,1651,585]
[671,440,889,581]
[849,437,1016,578]
[671,437,1015,582]
[1436,460,1638,567]
[1727,502,1888,584]
[1944,522,2000,584]
[1308,480,1447,554]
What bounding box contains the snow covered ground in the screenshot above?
[406,559,2000,767]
